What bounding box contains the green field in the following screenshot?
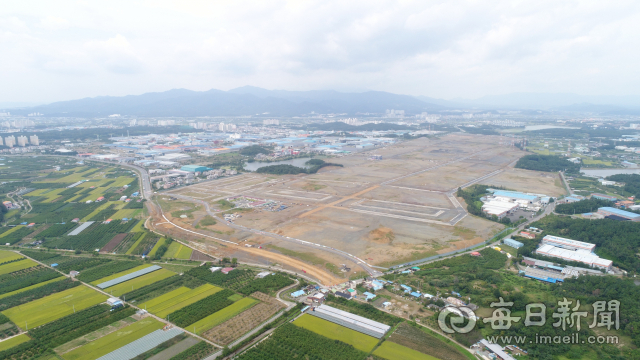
[0,277,64,300]
[125,234,147,255]
[103,269,175,297]
[0,334,31,352]
[162,242,192,259]
[373,341,439,360]
[129,220,145,233]
[0,226,25,239]
[293,314,379,352]
[0,258,38,276]
[0,250,23,264]
[90,264,154,285]
[80,202,112,222]
[146,284,223,318]
[2,285,108,329]
[62,316,164,360]
[190,296,258,334]
[111,209,136,220]
[147,238,167,258]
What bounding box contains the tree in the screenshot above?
[231,258,238,267]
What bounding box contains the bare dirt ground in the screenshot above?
[150,134,526,281]
[482,168,566,196]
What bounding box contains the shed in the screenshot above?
[363,292,376,300]
[504,238,524,249]
[410,292,422,298]
[470,252,481,257]
[256,271,272,278]
[209,266,221,272]
[291,290,306,297]
[51,263,58,267]
[70,271,80,277]
[107,298,121,306]
[221,267,235,274]
[335,291,351,299]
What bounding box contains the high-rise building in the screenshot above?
[0,137,3,146]
[263,119,280,125]
[218,122,225,131]
[30,135,39,146]
[17,135,28,147]
[4,135,16,148]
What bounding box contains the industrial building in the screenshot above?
[492,190,539,203]
[309,304,390,339]
[591,193,618,201]
[481,200,518,218]
[180,165,211,173]
[536,244,612,270]
[597,207,640,221]
[503,238,523,249]
[541,235,596,252]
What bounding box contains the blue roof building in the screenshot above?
[493,190,539,202]
[371,280,384,291]
[291,290,306,297]
[504,238,524,249]
[410,292,422,298]
[598,207,640,221]
[363,292,377,300]
[181,165,211,172]
[400,284,412,292]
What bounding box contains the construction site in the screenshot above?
[152,134,566,285]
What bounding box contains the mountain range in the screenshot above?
[6,87,640,117]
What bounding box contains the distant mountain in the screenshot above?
[443,92,640,112]
[10,87,445,117]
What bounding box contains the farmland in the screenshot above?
[163,242,193,259]
[292,314,379,352]
[89,263,152,285]
[144,284,223,318]
[0,258,38,275]
[62,317,164,360]
[100,268,175,297]
[236,323,368,360]
[202,292,284,344]
[373,341,438,360]
[191,296,258,335]
[167,289,235,327]
[0,333,31,352]
[2,285,107,329]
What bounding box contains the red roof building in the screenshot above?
[221,267,235,274]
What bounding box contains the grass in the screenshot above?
[2,285,108,329]
[0,277,64,300]
[0,226,25,239]
[62,317,164,360]
[0,333,31,351]
[373,341,438,360]
[189,297,258,334]
[176,245,193,260]
[144,284,223,318]
[162,242,192,259]
[0,250,23,263]
[0,259,38,276]
[129,220,145,232]
[227,294,243,302]
[81,202,112,222]
[103,269,175,297]
[111,209,136,220]
[147,238,167,258]
[292,314,378,352]
[125,233,148,255]
[90,264,154,285]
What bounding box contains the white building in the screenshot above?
[29,135,39,146]
[17,136,28,147]
[263,119,280,125]
[4,136,15,148]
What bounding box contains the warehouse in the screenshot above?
[541,235,596,252]
[503,238,524,249]
[597,207,640,221]
[535,244,612,270]
[481,200,518,218]
[180,164,211,173]
[310,304,390,339]
[591,193,618,201]
[492,190,539,203]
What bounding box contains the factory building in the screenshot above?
[492,190,539,204]
[180,165,211,173]
[597,207,640,221]
[536,244,612,270]
[481,200,518,218]
[541,235,596,252]
[591,193,618,201]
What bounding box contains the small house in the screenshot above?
[221,267,235,275]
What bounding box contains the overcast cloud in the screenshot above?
[1,0,639,103]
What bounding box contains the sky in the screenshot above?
[1,0,639,104]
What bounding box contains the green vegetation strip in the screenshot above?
[373,341,438,360]
[62,317,164,360]
[2,285,108,329]
[0,334,31,352]
[146,284,223,318]
[104,269,176,297]
[190,297,258,334]
[293,314,378,352]
[0,277,64,300]
[0,259,38,276]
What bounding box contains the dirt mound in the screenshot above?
[368,226,395,244]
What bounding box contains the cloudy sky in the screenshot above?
[1,0,639,104]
